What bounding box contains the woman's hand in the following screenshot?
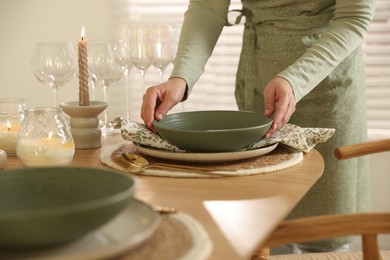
[263,77,296,138]
[141,77,187,130]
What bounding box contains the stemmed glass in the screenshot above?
[114,25,133,120]
[170,23,182,64]
[152,24,172,83]
[128,23,154,93]
[88,40,123,135]
[169,23,185,112]
[31,42,76,106]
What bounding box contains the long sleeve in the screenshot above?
[277,0,376,102]
[170,0,230,95]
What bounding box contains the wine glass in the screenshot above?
[170,23,182,64]
[31,42,76,106]
[152,23,173,83]
[169,23,185,112]
[88,40,123,135]
[114,24,133,120]
[128,23,154,93]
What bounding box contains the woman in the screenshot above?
[141,0,376,253]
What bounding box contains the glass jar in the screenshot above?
[0,149,6,170]
[0,98,26,155]
[16,107,75,167]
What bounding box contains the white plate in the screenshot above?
[134,142,278,163]
[0,199,160,260]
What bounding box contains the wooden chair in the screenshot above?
[253,139,390,260]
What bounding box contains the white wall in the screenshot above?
[0,0,172,121]
[0,0,110,108]
[370,152,390,249]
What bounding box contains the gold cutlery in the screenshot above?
[153,205,178,215]
[111,152,231,177]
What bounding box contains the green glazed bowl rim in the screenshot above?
[0,167,137,220]
[153,110,273,133]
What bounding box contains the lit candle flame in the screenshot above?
[81,26,85,40]
[6,121,11,132]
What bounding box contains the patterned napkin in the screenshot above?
[120,119,335,153]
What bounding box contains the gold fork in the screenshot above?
[111,153,231,177]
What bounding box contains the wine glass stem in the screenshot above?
[102,84,109,126]
[124,68,130,120]
[90,81,96,100]
[139,70,146,93]
[158,70,164,83]
[53,87,58,107]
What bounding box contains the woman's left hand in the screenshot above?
[263,76,296,138]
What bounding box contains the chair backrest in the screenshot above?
[335,139,390,160]
[260,139,390,260]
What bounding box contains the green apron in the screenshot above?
[234,0,370,249]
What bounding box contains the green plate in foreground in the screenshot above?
[0,167,136,249]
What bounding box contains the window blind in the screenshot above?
[363,0,390,138]
[108,0,390,138]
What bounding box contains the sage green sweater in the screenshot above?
[171,0,376,102]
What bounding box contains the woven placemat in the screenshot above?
[118,212,212,260]
[101,142,303,178]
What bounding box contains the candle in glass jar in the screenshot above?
[78,26,90,106]
[0,149,6,169]
[17,131,75,167]
[0,121,20,155]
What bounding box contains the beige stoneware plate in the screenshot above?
[134,142,278,163]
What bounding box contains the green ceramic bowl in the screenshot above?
[153,110,273,152]
[0,167,136,249]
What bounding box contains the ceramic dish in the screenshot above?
[134,142,278,163]
[153,110,273,152]
[0,199,160,260]
[0,167,136,249]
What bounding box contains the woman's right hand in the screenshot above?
[263,76,296,138]
[141,77,187,131]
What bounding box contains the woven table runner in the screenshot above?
[101,142,303,178]
[118,211,212,260]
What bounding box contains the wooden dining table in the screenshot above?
[5,135,324,260]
